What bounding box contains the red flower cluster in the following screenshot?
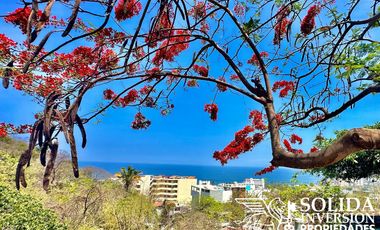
[213,126,255,165]
[123,89,139,105]
[290,134,302,144]
[309,114,325,122]
[0,125,7,138]
[114,0,142,21]
[90,27,126,48]
[39,45,118,79]
[0,34,17,56]
[4,7,42,34]
[247,51,269,66]
[133,47,146,59]
[146,67,162,81]
[13,74,33,90]
[0,123,32,138]
[204,103,218,121]
[139,85,154,95]
[187,79,199,87]
[188,1,207,19]
[193,64,208,77]
[310,146,319,152]
[103,89,140,107]
[131,112,151,129]
[145,6,173,47]
[255,165,277,176]
[188,1,210,34]
[273,6,291,45]
[104,89,116,100]
[283,139,303,154]
[272,80,294,97]
[230,74,239,81]
[233,3,245,17]
[217,77,227,92]
[152,30,190,66]
[301,5,321,36]
[249,110,267,130]
[275,113,283,125]
[36,76,64,97]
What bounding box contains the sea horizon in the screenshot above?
[79,161,320,184]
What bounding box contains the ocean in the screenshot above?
[79,161,320,184]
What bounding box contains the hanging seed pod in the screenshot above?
[2,61,13,89]
[75,115,87,148]
[43,139,58,191]
[30,0,55,43]
[23,31,54,73]
[62,0,81,37]
[67,127,79,178]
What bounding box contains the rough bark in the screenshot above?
[271,128,380,169]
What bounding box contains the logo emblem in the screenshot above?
[235,198,297,230]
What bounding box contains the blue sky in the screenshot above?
[0,0,379,168]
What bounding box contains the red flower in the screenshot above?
[310,146,319,152]
[104,89,116,100]
[255,165,278,176]
[145,5,173,47]
[13,74,33,91]
[290,134,302,144]
[152,30,190,65]
[0,34,17,56]
[301,5,321,36]
[233,3,245,16]
[272,80,294,97]
[284,139,303,154]
[213,125,265,165]
[146,67,162,81]
[188,1,208,19]
[217,77,227,92]
[122,89,139,106]
[247,52,269,66]
[91,27,126,47]
[187,79,199,87]
[4,7,42,34]
[230,74,239,81]
[0,125,7,138]
[36,76,64,97]
[273,6,291,44]
[193,64,208,77]
[275,113,283,125]
[283,139,293,152]
[114,0,142,21]
[139,85,154,95]
[204,103,218,121]
[131,112,151,129]
[249,110,267,130]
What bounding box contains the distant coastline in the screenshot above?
[79,161,320,184]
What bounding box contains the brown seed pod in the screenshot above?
[67,126,79,178]
[75,115,87,148]
[43,139,58,191]
[62,0,81,37]
[30,0,55,43]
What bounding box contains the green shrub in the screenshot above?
[0,185,66,230]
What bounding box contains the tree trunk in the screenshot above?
[271,128,380,169]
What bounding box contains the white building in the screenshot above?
[191,180,233,204]
[219,178,266,197]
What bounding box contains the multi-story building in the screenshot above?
[134,175,197,205]
[219,178,266,198]
[191,180,233,204]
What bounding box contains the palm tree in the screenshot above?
[119,166,141,192]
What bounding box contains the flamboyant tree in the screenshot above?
[0,0,379,190]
